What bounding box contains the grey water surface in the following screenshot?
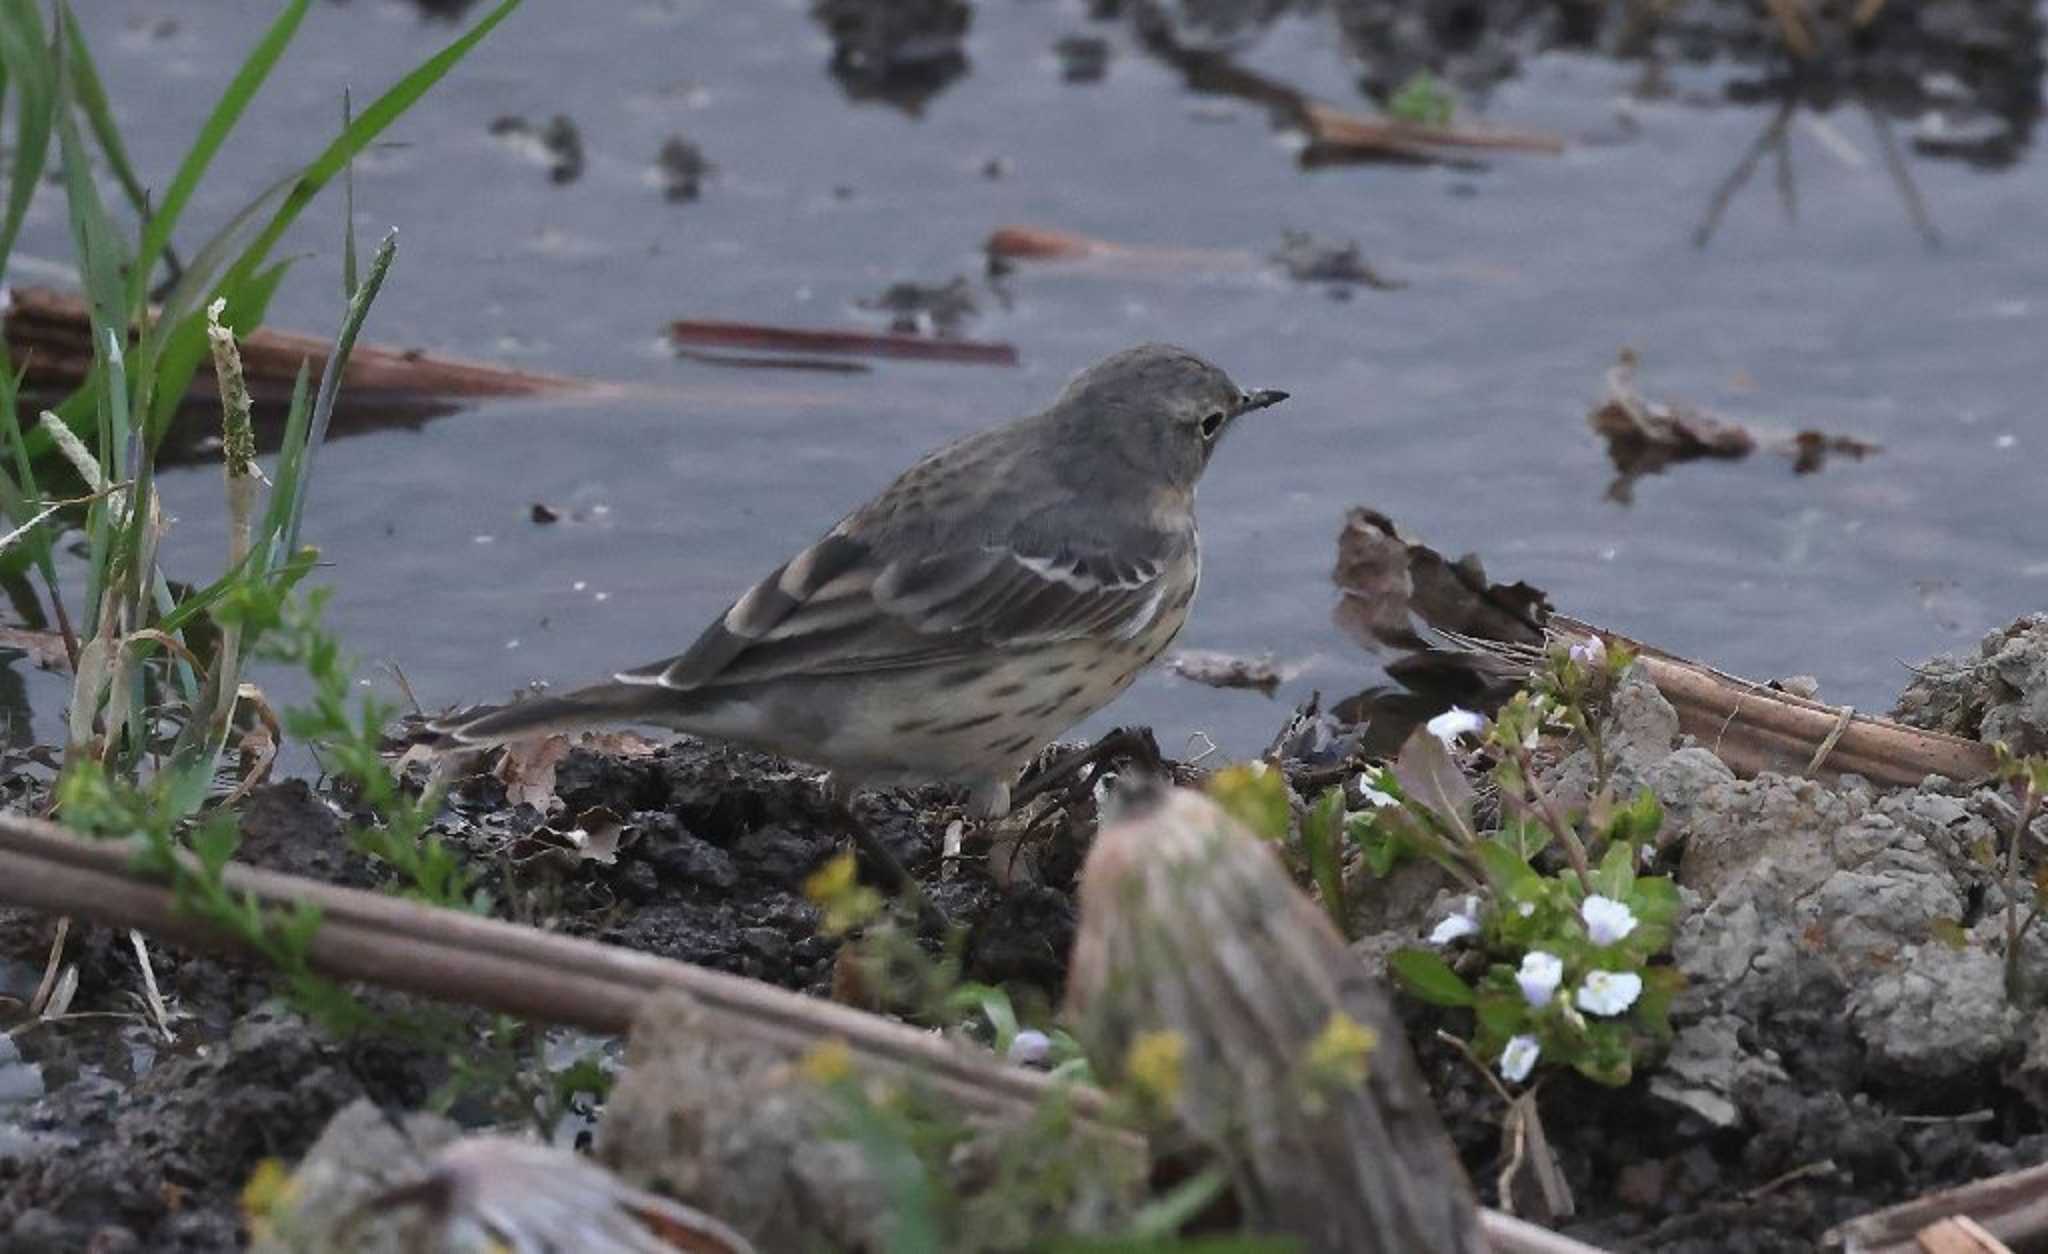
[13,0,2046,760]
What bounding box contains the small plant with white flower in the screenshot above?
[1353,636,1684,1086]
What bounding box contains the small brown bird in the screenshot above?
[436,344,1285,816]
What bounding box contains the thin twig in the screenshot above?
[27,915,69,1016]
[128,928,175,1043]
[1513,744,1593,891]
[1741,1158,1836,1200]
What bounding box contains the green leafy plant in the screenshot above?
[56,755,373,1033]
[1207,763,1355,939]
[1350,639,1684,1087]
[261,587,477,911]
[1996,743,2048,1002]
[1387,69,1455,126]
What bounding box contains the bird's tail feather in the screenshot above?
[431,681,677,748]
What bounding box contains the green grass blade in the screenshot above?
[125,0,313,311]
[283,229,396,560]
[0,0,56,272]
[258,360,313,566]
[146,0,519,437]
[340,88,357,299]
[225,0,519,291]
[62,10,155,232]
[0,361,55,577]
[50,12,129,341]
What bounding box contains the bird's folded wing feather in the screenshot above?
[616,528,1171,691]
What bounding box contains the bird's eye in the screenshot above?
[1199,411,1225,440]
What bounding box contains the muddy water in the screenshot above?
[14,0,2047,759]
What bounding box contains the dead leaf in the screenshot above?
[511,806,631,869]
[580,729,663,759]
[1332,507,1549,653]
[493,734,572,812]
[1589,349,1760,502]
[566,806,627,864]
[1786,429,1880,474]
[1590,349,1756,464]
[1391,725,1476,840]
[1168,649,1288,695]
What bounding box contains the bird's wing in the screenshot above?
[615,527,1175,691]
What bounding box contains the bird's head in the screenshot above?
[1050,343,1287,492]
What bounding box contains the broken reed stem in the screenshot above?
[1537,616,1998,787]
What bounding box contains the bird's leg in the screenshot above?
[1008,725,1166,813]
[825,777,952,935]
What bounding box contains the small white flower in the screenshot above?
[1575,970,1643,1016]
[1426,706,1486,747]
[1516,951,1563,1007]
[1428,913,1478,946]
[1569,636,1608,669]
[1354,773,1398,808]
[1517,901,1535,918]
[1007,1030,1053,1067]
[1581,895,1638,945]
[1498,1034,1540,1083]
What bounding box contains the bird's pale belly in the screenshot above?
[820,598,1193,784]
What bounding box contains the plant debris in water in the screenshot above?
[487,113,585,184]
[1590,348,1882,502]
[1268,230,1405,292]
[655,135,711,203]
[855,275,981,337]
[810,0,972,113]
[1167,648,1289,695]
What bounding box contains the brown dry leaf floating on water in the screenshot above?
[1167,649,1293,695]
[1590,349,1880,500]
[1589,348,1756,502]
[1790,429,1881,474]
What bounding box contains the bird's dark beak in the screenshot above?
[1235,388,1288,416]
